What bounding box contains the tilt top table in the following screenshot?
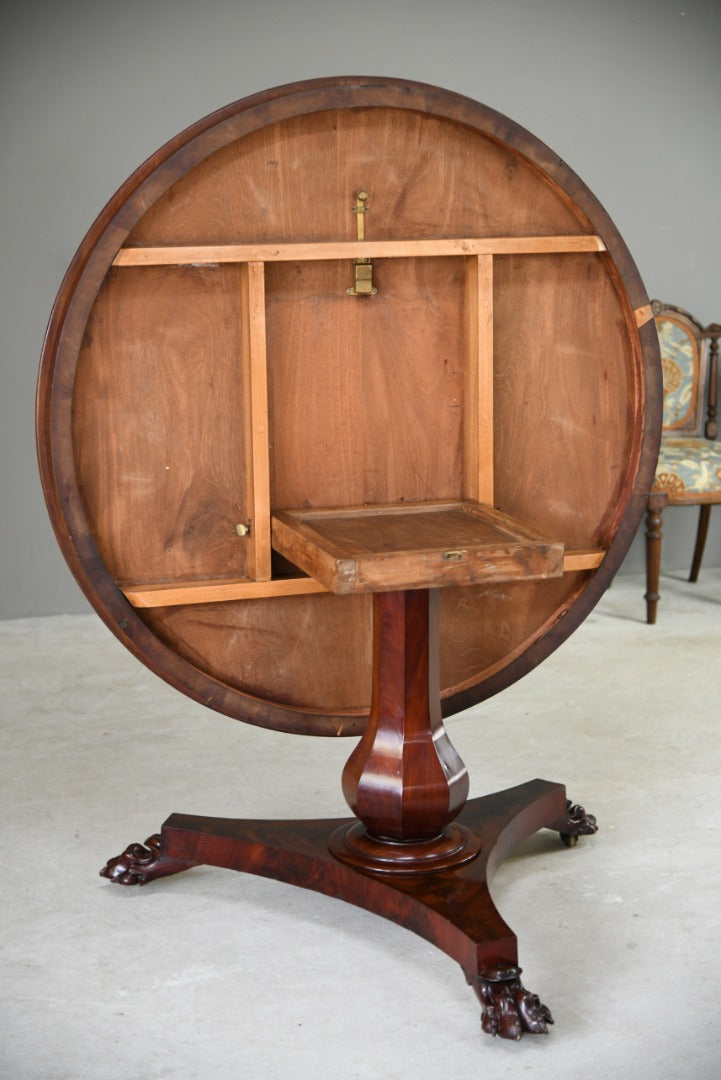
[36,77,661,1042]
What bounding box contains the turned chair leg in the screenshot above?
[689,504,711,583]
[645,494,666,624]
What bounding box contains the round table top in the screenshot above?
[37,77,661,736]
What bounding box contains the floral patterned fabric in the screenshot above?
[653,436,721,497]
[653,313,720,499]
[656,317,702,431]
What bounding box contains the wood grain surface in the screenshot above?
[271,501,563,594]
[37,78,661,733]
[73,264,250,584]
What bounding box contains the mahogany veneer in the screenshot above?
[37,77,661,1043]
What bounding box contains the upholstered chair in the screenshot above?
[645,301,721,623]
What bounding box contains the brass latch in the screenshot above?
[346,190,377,297]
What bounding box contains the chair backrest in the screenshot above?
[652,300,709,436]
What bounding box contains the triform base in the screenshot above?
[100,778,597,1041]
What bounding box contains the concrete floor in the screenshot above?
[1,571,720,1080]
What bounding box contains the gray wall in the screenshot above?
[2,0,720,618]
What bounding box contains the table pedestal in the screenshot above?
[101,588,596,1039]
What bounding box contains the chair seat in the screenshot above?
[653,436,721,496]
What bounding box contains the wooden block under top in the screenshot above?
[271,500,564,595]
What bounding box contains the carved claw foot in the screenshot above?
[552,800,598,848]
[475,965,554,1040]
[100,833,196,885]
